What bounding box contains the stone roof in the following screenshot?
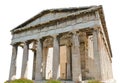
[11,5,101,32]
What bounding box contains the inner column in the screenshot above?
[32,50,36,80]
[42,47,48,79]
[66,45,72,80]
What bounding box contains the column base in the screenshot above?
[34,80,75,83]
[101,79,116,83]
[34,79,116,83]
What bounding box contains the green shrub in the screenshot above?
[88,80,101,83]
[4,78,33,83]
[46,79,61,83]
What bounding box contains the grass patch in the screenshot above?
[4,78,33,83]
[46,79,61,83]
[88,80,102,83]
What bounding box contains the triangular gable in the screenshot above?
[12,6,93,30]
[22,11,80,29]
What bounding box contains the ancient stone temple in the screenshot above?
[9,5,114,83]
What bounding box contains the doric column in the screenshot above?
[42,47,48,79]
[35,39,43,80]
[93,29,102,80]
[9,44,18,80]
[52,35,60,79]
[21,42,29,78]
[71,31,82,81]
[66,45,72,80]
[32,50,36,80]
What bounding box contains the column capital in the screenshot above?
[23,40,32,45]
[11,42,21,47]
[36,38,41,42]
[51,34,59,38]
[92,27,101,37]
[93,27,101,31]
[71,31,80,47]
[36,37,45,44]
[71,30,79,34]
[11,43,18,47]
[36,38,43,46]
[66,40,72,47]
[70,30,80,37]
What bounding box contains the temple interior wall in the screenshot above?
[46,47,53,79]
[86,35,95,79]
[60,46,67,79]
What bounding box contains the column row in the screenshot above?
[9,29,102,81]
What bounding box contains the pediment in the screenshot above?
[12,6,94,31]
[23,12,78,28]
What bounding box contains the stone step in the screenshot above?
[34,79,116,83]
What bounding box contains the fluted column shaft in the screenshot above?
[72,32,82,81]
[66,45,72,80]
[52,35,60,79]
[21,42,29,78]
[42,47,48,79]
[35,39,43,80]
[32,51,36,80]
[9,44,18,80]
[93,29,102,80]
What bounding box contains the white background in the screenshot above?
[0,0,120,83]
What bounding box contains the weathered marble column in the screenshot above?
[9,44,18,80]
[66,45,72,80]
[93,29,102,80]
[21,42,29,78]
[32,50,36,80]
[72,31,82,81]
[42,47,48,79]
[35,39,43,80]
[52,35,60,79]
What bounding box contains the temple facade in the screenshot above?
[9,5,114,83]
